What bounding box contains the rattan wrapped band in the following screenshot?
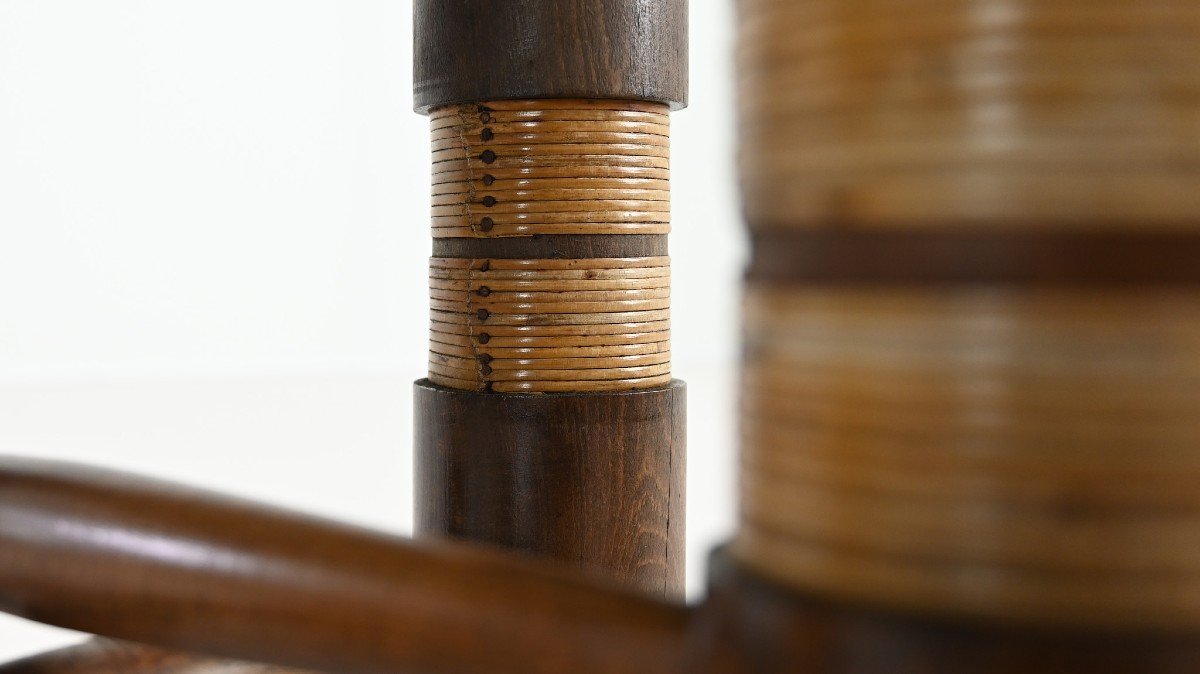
[427,256,672,392]
[430,257,669,270]
[737,0,1200,228]
[427,100,672,393]
[430,100,671,237]
[733,284,1200,630]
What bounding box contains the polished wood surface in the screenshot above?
[0,641,300,674]
[413,0,688,112]
[415,380,686,599]
[0,458,690,674]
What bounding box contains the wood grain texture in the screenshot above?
[687,550,1200,674]
[413,1,688,112]
[414,379,686,599]
[0,457,690,674]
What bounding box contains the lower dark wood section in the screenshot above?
[687,550,1200,674]
[414,379,686,599]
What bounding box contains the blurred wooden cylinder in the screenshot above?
[733,0,1200,644]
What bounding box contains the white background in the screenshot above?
[0,0,743,661]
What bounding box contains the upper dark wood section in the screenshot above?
[414,0,688,113]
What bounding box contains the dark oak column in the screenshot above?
[412,0,688,600]
[415,380,686,596]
